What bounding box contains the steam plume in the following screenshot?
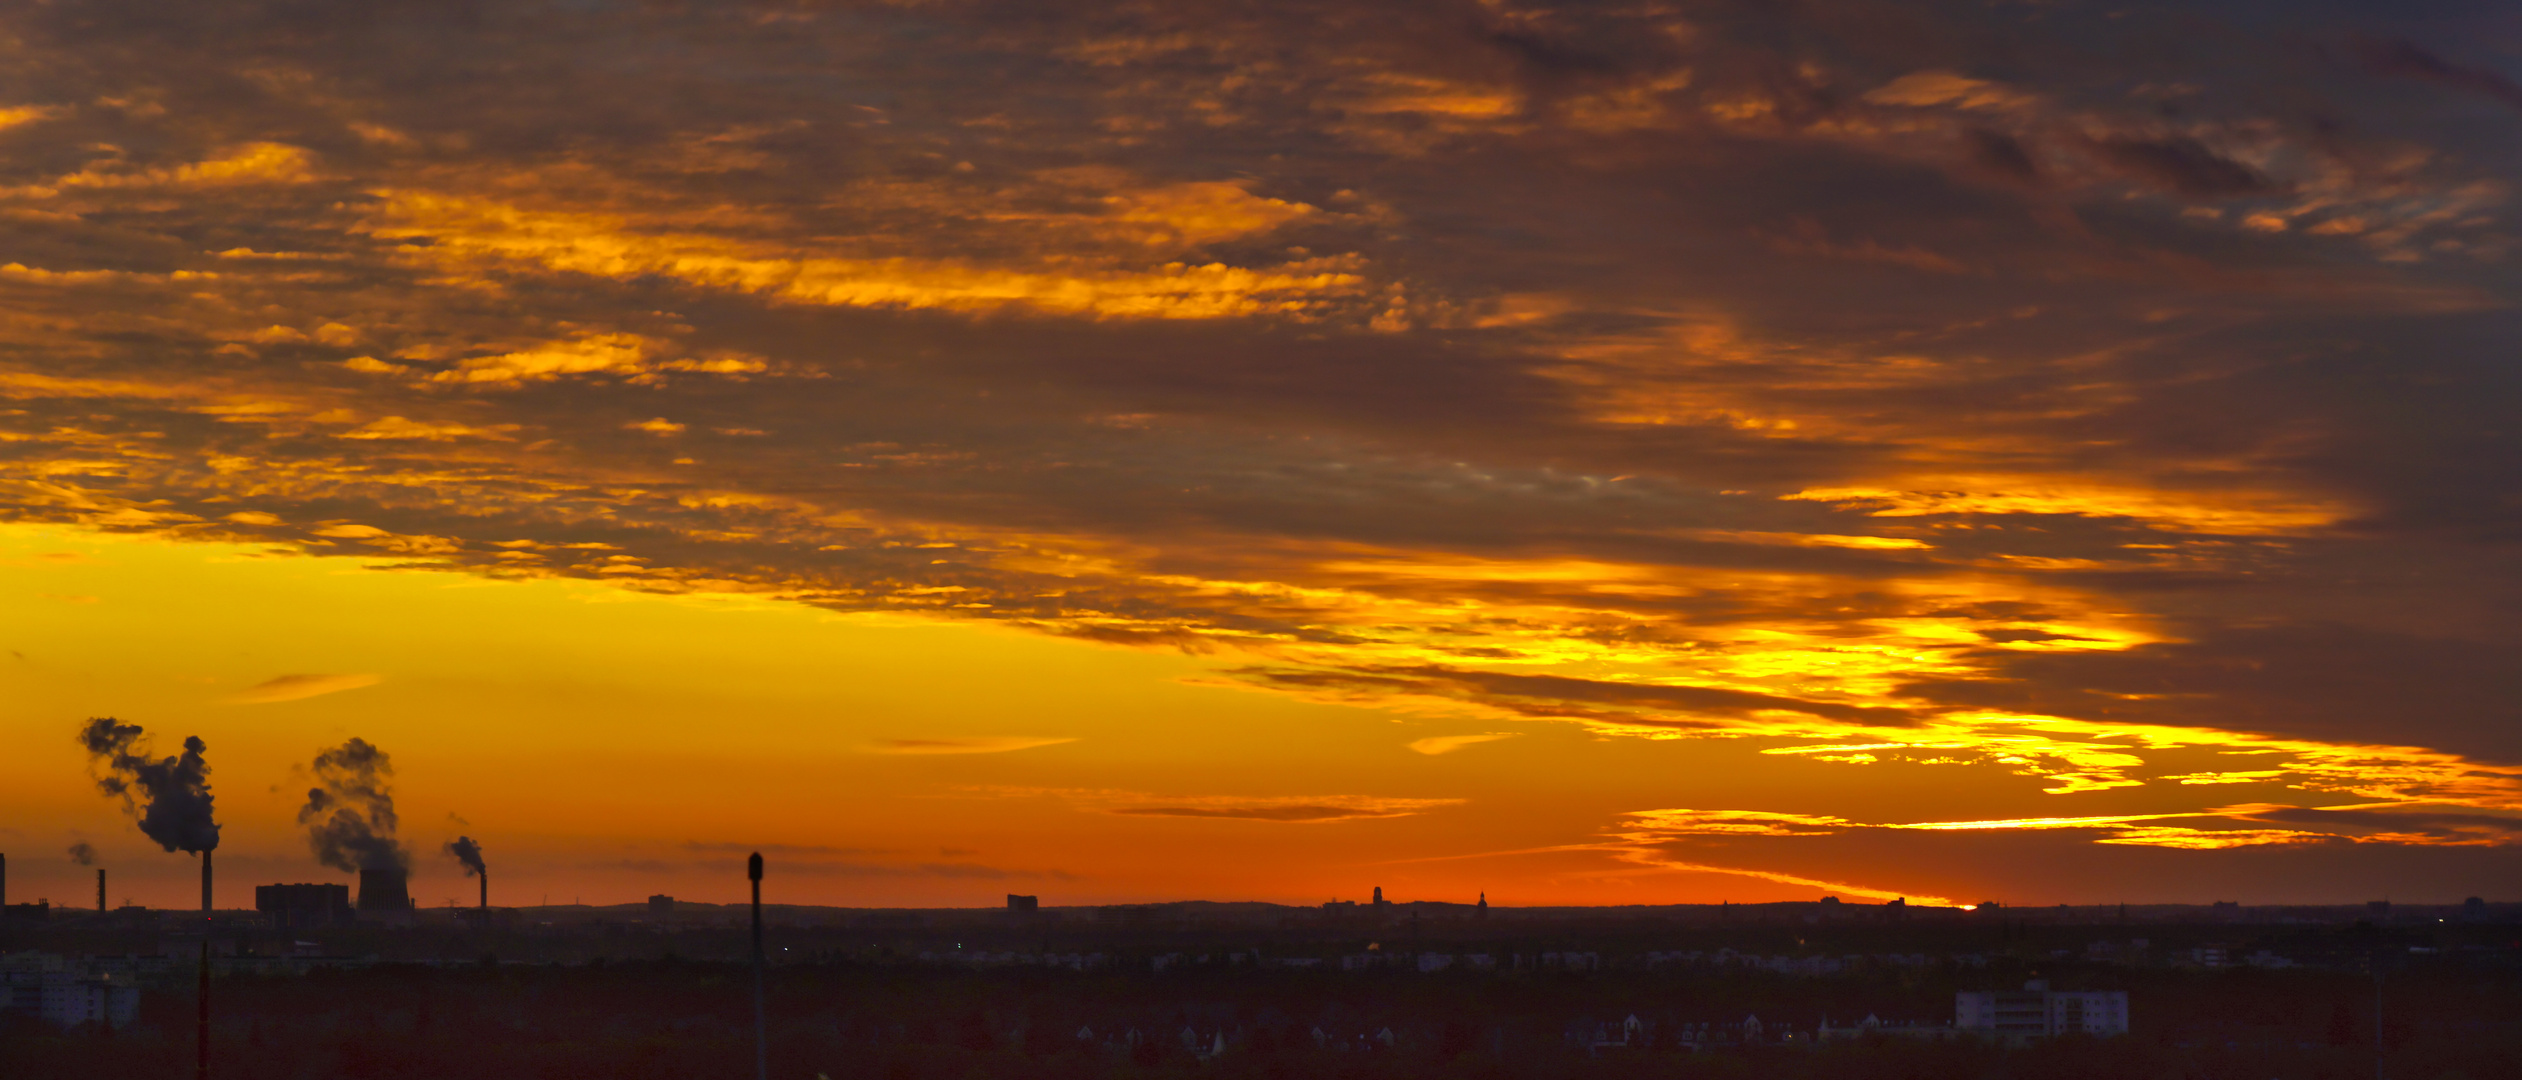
[77,718,220,853]
[297,738,408,873]
[447,835,486,877]
[67,841,96,866]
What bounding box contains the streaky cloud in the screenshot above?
[230,673,383,704]
[866,737,1077,755]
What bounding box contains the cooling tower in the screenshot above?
[357,867,412,913]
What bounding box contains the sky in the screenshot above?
[2,0,2519,912]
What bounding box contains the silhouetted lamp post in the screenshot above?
[750,851,766,1080]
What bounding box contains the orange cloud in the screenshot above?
[228,673,382,704]
[866,737,1076,755]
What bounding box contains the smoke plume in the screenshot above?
[77,718,220,853]
[447,835,486,877]
[67,841,96,865]
[297,738,408,873]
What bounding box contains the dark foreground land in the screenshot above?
[6,900,2520,1079]
[7,961,2522,1080]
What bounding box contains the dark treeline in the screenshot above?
[6,959,2519,1080]
[24,897,2513,969]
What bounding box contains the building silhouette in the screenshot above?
[255,883,354,930]
[357,868,412,915]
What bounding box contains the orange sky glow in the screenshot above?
[2,0,2518,911]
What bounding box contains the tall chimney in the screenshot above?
[479,870,488,912]
[750,852,766,1080]
[199,849,212,1080]
[2,851,8,906]
[99,868,107,912]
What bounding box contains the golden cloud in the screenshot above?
[865,736,1077,755]
[336,416,522,441]
[228,673,383,704]
[364,191,1372,322]
[1406,732,1520,755]
[962,786,1463,822]
[1861,71,2038,112]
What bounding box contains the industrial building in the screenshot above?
[255,882,355,930]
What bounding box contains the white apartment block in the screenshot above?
[1956,980,2128,1039]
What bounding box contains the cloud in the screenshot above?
[365,192,1369,322]
[966,786,1463,822]
[2353,37,2522,113]
[1862,71,2036,112]
[865,737,1076,755]
[2077,133,2282,199]
[1111,803,1424,822]
[428,334,655,386]
[337,417,521,441]
[1619,800,2522,854]
[1622,809,1854,838]
[34,143,316,194]
[1406,732,1519,755]
[228,674,383,704]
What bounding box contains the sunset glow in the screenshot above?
[3,0,2517,914]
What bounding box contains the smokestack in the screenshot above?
[78,719,221,855]
[73,718,219,1080]
[98,868,106,912]
[445,836,487,916]
[200,849,212,1080]
[2,851,8,907]
[750,852,766,1080]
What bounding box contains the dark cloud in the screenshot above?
[1612,816,2522,905]
[1897,623,2522,762]
[2352,36,2522,112]
[1963,128,2041,185]
[2078,134,2283,199]
[2253,806,2522,846]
